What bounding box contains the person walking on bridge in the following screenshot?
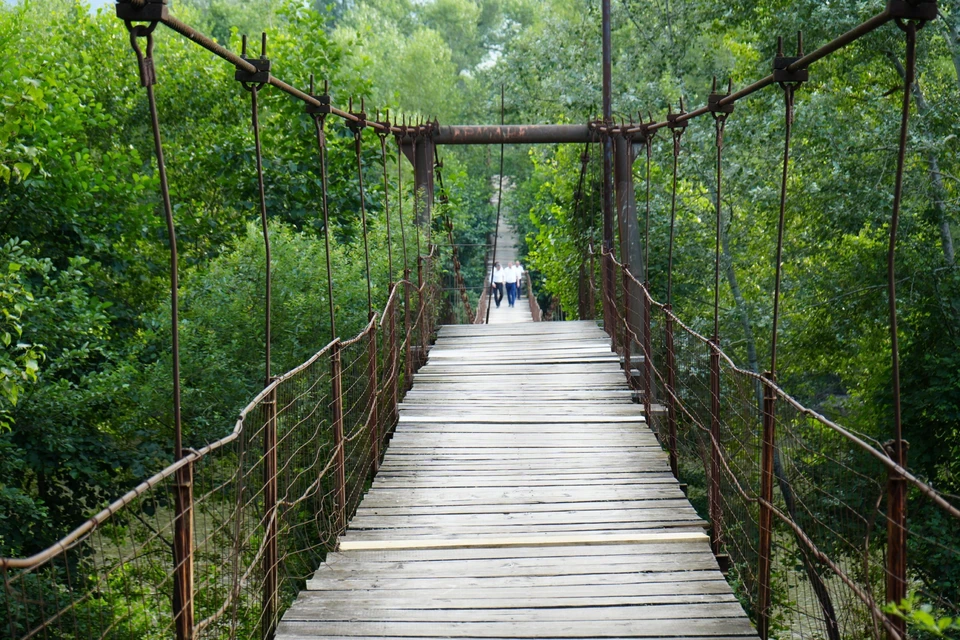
[504,262,518,307]
[491,262,505,308]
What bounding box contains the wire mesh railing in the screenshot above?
[0,269,439,640]
[601,254,960,639]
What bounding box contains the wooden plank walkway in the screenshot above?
[278,321,759,639]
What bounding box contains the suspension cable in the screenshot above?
[890,17,924,464]
[411,130,422,259]
[378,115,394,287]
[666,100,687,308]
[642,117,655,283]
[709,79,733,343]
[769,35,806,379]
[307,76,336,338]
[484,86,506,325]
[349,100,374,320]
[396,134,408,279]
[238,34,272,384]
[124,19,182,459]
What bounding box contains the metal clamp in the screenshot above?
[707,79,734,115]
[773,57,808,84]
[306,76,331,115]
[377,110,391,139]
[116,0,168,22]
[667,102,688,130]
[773,33,808,85]
[348,98,367,134]
[235,57,271,85]
[235,34,271,87]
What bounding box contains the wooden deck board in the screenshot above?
[277,320,758,640]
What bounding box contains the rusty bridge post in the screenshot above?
[331,341,346,531]
[172,460,194,640]
[403,272,412,388]
[417,256,427,372]
[709,338,723,560]
[390,296,399,424]
[261,384,279,640]
[642,283,653,420]
[621,266,632,388]
[367,322,380,475]
[664,309,679,479]
[884,439,908,640]
[758,373,776,639]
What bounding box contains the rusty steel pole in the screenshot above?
[665,312,678,478]
[885,439,908,639]
[613,134,645,387]
[417,257,427,371]
[758,374,776,639]
[331,341,346,531]
[367,324,380,475]
[261,386,278,640]
[642,285,653,419]
[601,0,615,339]
[172,462,194,640]
[709,342,722,558]
[390,298,399,423]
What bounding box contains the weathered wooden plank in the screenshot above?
[283,603,750,622]
[277,618,757,638]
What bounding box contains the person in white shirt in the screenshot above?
[504,262,518,307]
[490,262,504,308]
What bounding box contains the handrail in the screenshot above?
[604,250,960,520]
[0,278,420,571]
[525,271,541,322]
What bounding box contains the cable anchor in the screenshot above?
[348,98,367,135]
[306,76,331,117]
[376,109,391,142]
[123,20,159,88]
[666,98,688,132]
[773,33,808,87]
[707,77,735,116]
[235,33,271,90]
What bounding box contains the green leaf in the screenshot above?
[13,162,31,181]
[914,610,937,628]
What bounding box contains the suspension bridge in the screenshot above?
[3,1,959,640]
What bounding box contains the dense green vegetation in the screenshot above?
[0,0,500,559]
[503,0,960,622]
[2,0,959,633]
